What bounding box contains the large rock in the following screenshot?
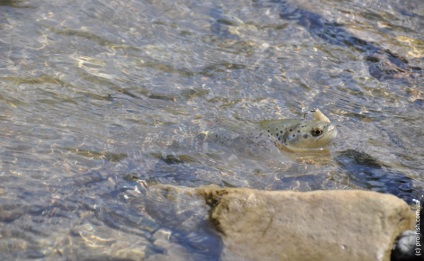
[195,186,415,261]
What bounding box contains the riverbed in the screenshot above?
[0,0,423,259]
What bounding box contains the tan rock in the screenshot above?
[196,187,415,261]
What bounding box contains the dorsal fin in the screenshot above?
[311,108,330,123]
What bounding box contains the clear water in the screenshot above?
[0,0,423,259]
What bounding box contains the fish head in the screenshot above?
[283,120,338,151]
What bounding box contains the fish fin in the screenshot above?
[311,108,331,122]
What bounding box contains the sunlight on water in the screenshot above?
[0,0,423,259]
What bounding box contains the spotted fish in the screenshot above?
[204,109,337,154]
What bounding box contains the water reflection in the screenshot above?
[0,0,423,259]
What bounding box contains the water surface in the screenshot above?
[0,0,423,259]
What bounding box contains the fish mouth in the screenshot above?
[316,124,337,142]
[327,124,338,137]
[327,124,336,133]
[327,124,338,139]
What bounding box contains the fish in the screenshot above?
[203,109,337,154]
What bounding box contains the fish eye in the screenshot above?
[311,128,323,137]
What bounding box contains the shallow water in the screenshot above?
[0,0,423,259]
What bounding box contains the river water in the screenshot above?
[0,0,423,259]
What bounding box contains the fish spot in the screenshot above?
[292,134,295,138]
[297,130,300,133]
[303,134,308,139]
[289,129,292,131]
[280,130,283,134]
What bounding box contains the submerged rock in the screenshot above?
[335,149,414,204]
[276,1,422,83]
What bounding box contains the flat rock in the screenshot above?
[195,186,415,261]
